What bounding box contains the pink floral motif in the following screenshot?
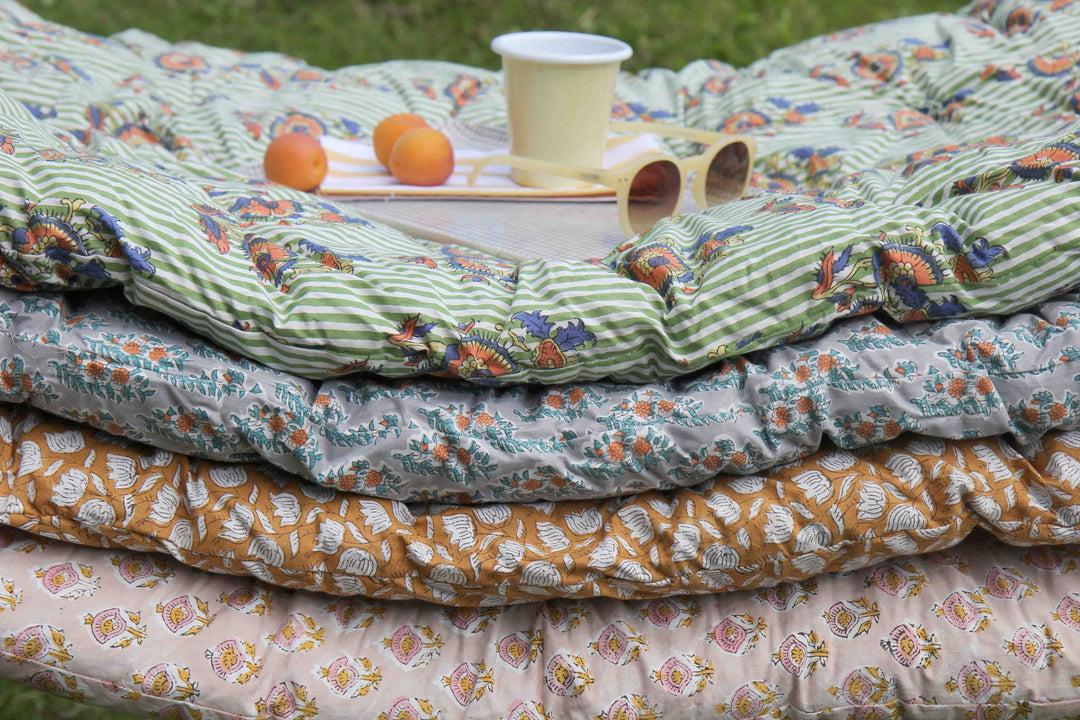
[112,553,172,588]
[496,630,541,670]
[132,662,198,701]
[375,697,438,720]
[599,695,660,720]
[946,661,1015,704]
[933,591,994,633]
[3,624,72,667]
[317,655,381,698]
[541,601,589,631]
[442,661,494,706]
[829,666,897,706]
[443,606,500,633]
[1053,593,1080,631]
[756,580,817,610]
[206,637,262,684]
[543,652,593,696]
[266,613,325,653]
[772,631,828,678]
[866,563,927,597]
[640,597,699,627]
[1002,624,1064,669]
[84,607,146,649]
[255,681,318,719]
[1021,546,1078,574]
[157,595,215,636]
[327,598,382,630]
[590,620,647,665]
[504,699,551,720]
[823,598,879,638]
[707,614,766,654]
[656,656,692,694]
[26,669,81,700]
[983,567,1037,601]
[383,624,443,668]
[37,562,98,599]
[219,585,273,616]
[717,682,784,719]
[880,623,939,669]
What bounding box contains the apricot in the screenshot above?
[372,113,428,168]
[263,132,327,192]
[388,127,455,186]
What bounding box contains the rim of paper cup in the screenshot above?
[491,31,632,65]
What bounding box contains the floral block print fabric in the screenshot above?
[3,402,1080,606]
[7,287,1080,503]
[0,3,1079,384]
[2,529,1080,719]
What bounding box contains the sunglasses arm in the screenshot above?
[611,120,752,148]
[467,154,613,188]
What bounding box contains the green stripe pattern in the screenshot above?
[0,0,1078,385]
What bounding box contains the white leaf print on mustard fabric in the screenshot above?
[16,440,42,477]
[565,509,602,535]
[442,515,476,551]
[494,541,525,573]
[617,507,654,545]
[615,560,652,583]
[357,500,392,534]
[1044,452,1080,489]
[702,543,738,570]
[819,451,857,472]
[168,519,193,551]
[208,465,248,488]
[44,431,83,454]
[148,485,181,525]
[536,523,570,553]
[473,504,510,526]
[104,454,138,489]
[795,523,832,553]
[521,561,561,587]
[405,541,434,566]
[764,506,794,544]
[858,482,887,521]
[314,519,345,554]
[269,492,301,526]
[792,470,833,505]
[51,469,87,507]
[704,493,741,525]
[221,505,256,543]
[671,524,700,563]
[588,538,618,570]
[337,548,377,576]
[76,498,116,528]
[883,454,924,489]
[885,504,926,533]
[249,536,285,567]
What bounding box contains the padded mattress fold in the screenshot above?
[0,1,1078,385]
[6,288,1080,503]
[2,403,1079,606]
[0,527,1078,718]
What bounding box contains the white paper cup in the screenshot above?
[492,31,632,189]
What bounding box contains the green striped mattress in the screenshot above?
[0,0,1078,384]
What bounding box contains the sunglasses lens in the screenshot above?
[627,159,681,234]
[704,142,751,207]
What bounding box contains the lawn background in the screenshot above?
[3,0,958,717]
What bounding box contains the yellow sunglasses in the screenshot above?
[467,121,756,237]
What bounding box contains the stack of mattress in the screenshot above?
[1,0,1080,717]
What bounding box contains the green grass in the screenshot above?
[22,0,959,72]
[0,673,141,720]
[0,1,960,718]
